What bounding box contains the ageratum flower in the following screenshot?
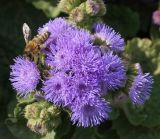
[41,18,128,127]
[71,95,111,127]
[38,18,76,46]
[44,37,104,104]
[102,52,126,91]
[69,29,92,45]
[71,43,103,75]
[10,57,40,96]
[42,72,70,106]
[93,23,125,53]
[45,28,92,68]
[152,10,160,26]
[70,73,101,98]
[129,64,153,105]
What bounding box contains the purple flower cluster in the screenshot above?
[10,18,153,127]
[40,18,126,127]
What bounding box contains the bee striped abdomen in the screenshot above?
[34,32,49,44]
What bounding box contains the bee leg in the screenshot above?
[33,52,41,64]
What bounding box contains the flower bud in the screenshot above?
[24,101,61,135]
[69,5,85,23]
[86,0,100,16]
[58,0,81,14]
[47,106,60,116]
[95,0,106,16]
[27,119,48,135]
[24,103,40,119]
[40,108,50,120]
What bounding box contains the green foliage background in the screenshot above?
[0,0,160,138]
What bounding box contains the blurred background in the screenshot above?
[0,0,160,139]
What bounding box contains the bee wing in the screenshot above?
[22,23,31,43]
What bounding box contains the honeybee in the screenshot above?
[22,23,50,61]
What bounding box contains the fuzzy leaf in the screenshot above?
[72,128,98,139]
[104,5,140,38]
[150,25,160,41]
[113,112,160,139]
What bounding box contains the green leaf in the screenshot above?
[109,107,120,120]
[41,131,55,139]
[72,128,98,139]
[54,112,71,139]
[122,102,148,126]
[150,25,160,41]
[0,122,16,139]
[100,129,120,139]
[104,5,140,38]
[26,0,60,18]
[6,118,56,139]
[97,121,120,139]
[6,119,41,139]
[113,112,160,139]
[125,38,160,127]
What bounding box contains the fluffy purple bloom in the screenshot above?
[93,23,125,53]
[45,29,93,68]
[70,73,101,98]
[38,18,76,46]
[71,44,103,75]
[42,72,70,106]
[69,29,93,45]
[44,41,104,104]
[45,39,75,69]
[71,95,111,127]
[10,57,40,96]
[129,64,153,105]
[41,18,129,127]
[152,10,160,26]
[102,52,126,91]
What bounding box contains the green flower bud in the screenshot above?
[27,119,48,136]
[95,0,106,16]
[47,106,60,117]
[24,103,40,119]
[58,0,81,14]
[69,8,84,22]
[86,0,100,16]
[69,6,85,23]
[40,108,50,120]
[24,101,61,135]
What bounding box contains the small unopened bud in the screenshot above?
[27,119,47,136]
[24,103,40,119]
[86,0,100,16]
[58,0,81,14]
[47,106,60,116]
[69,6,85,23]
[25,101,61,135]
[95,0,106,16]
[40,108,49,120]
